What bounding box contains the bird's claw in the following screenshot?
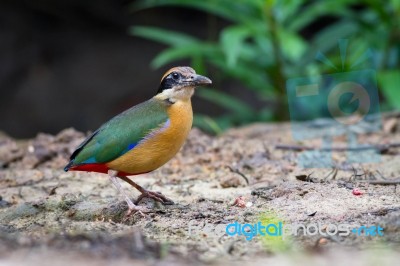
[135,190,174,205]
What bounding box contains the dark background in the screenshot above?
[0,0,233,138]
[1,1,398,138]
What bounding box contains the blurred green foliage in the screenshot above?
[130,0,400,134]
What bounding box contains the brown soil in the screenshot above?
[1,116,400,265]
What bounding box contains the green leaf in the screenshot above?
[300,20,359,66]
[378,70,400,109]
[130,26,198,47]
[191,55,206,75]
[197,88,255,116]
[193,114,224,135]
[278,28,307,62]
[273,0,304,23]
[131,0,259,24]
[209,57,272,93]
[151,43,218,68]
[391,0,400,13]
[254,35,273,54]
[220,25,251,67]
[287,0,357,31]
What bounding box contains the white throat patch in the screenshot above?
[156,87,195,103]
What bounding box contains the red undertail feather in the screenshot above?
[67,163,144,177]
[69,163,110,174]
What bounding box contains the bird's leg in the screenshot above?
[118,176,174,205]
[108,170,150,216]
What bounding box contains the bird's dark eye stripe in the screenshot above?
[157,72,180,93]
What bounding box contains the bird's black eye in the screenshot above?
[171,72,180,80]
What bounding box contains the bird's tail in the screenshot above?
[64,160,74,172]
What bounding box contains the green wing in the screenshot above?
[70,98,169,166]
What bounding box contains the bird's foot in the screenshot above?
[116,175,174,206]
[135,189,174,205]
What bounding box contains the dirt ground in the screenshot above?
[0,114,399,265]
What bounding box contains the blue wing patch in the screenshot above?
[81,142,138,164]
[127,142,138,151]
[119,142,139,156]
[81,157,98,164]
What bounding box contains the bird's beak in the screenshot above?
[191,74,212,87]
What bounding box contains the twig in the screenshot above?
[362,207,400,216]
[376,170,388,180]
[275,143,400,153]
[349,167,366,182]
[357,179,400,185]
[323,168,338,181]
[226,166,250,185]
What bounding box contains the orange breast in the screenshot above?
[106,99,193,175]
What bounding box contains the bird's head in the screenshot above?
[155,66,212,102]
